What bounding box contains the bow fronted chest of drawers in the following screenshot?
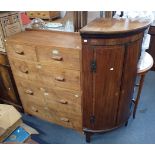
[6,30,82,130]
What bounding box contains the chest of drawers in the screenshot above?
[26,11,60,20]
[6,30,82,131]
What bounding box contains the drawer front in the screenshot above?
[48,109,82,130]
[36,46,80,70]
[23,102,52,121]
[24,101,82,130]
[15,78,45,106]
[6,43,37,61]
[44,86,81,114]
[38,64,80,91]
[9,58,39,81]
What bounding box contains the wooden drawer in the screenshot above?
[24,101,82,130]
[48,109,82,130]
[38,64,80,91]
[23,102,53,121]
[9,58,39,81]
[36,46,80,70]
[6,43,37,61]
[44,86,81,114]
[15,78,45,106]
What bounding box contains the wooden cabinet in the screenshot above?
[80,18,150,142]
[26,11,60,20]
[6,30,82,131]
[0,52,22,111]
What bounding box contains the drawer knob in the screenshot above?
[25,89,33,95]
[60,117,69,122]
[15,50,24,55]
[31,106,38,112]
[55,76,65,82]
[20,66,28,73]
[59,99,68,104]
[51,55,63,61]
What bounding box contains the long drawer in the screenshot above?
[24,101,82,130]
[9,58,80,91]
[15,78,81,113]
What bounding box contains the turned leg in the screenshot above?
[133,74,145,119]
[85,132,93,143]
[125,120,128,126]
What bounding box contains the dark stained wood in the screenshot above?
[116,39,142,125]
[82,44,94,130]
[0,52,22,111]
[80,18,150,142]
[93,45,124,130]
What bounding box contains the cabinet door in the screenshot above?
[93,45,124,130]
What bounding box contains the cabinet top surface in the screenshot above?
[80,18,150,35]
[6,30,81,49]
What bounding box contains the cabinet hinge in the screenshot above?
[90,115,95,124]
[90,60,96,72]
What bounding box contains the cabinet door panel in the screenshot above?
[93,45,124,130]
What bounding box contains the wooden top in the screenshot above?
[80,18,150,35]
[137,52,154,74]
[6,30,81,49]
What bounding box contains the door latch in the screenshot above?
[90,60,96,72]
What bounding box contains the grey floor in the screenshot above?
[22,71,155,144]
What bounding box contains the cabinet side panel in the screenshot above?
[82,44,94,129]
[117,39,142,125]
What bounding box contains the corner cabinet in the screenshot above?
[80,18,150,142]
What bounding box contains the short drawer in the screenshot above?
[9,58,39,81]
[38,64,80,91]
[44,86,81,114]
[36,46,80,70]
[15,78,45,106]
[6,43,37,61]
